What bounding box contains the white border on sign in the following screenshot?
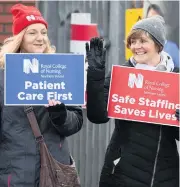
[4,53,85,106]
[108,115,179,127]
[107,65,180,127]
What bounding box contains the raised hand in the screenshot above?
[86,37,106,71]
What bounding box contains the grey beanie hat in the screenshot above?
[132,15,166,47]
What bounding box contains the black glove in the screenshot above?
[86,37,106,71]
[47,103,67,125]
[175,109,179,121]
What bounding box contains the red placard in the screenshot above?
[107,66,180,127]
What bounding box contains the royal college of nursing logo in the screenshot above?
[23,58,39,74]
[128,73,144,88]
[26,15,44,22]
[26,15,36,21]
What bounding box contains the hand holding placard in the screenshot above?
[175,109,180,121]
[45,99,61,107]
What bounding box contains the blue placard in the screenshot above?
[5,53,85,105]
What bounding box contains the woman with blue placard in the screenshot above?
[86,15,179,187]
[0,4,82,187]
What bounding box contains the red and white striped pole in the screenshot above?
[70,13,99,54]
[70,13,99,108]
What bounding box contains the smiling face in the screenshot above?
[20,23,48,53]
[130,34,157,64]
[127,30,162,65]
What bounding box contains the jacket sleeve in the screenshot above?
[86,68,111,124]
[47,104,83,137]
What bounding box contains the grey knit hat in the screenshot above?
[132,15,166,47]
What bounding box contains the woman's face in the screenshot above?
[130,33,158,64]
[20,23,48,53]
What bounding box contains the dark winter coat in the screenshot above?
[86,60,179,187]
[0,69,83,187]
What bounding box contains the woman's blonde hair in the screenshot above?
[126,29,163,53]
[0,27,56,68]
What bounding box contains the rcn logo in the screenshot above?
[23,58,39,74]
[26,15,36,21]
[128,73,144,88]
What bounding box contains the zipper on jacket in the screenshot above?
[112,157,121,174]
[150,126,162,187]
